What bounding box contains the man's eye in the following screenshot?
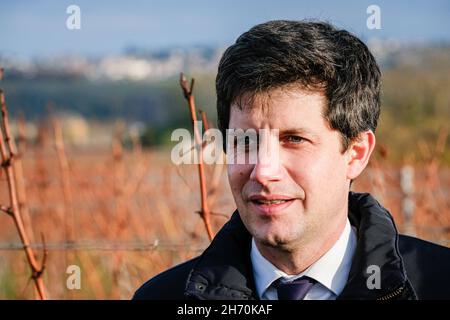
[284,135,305,144]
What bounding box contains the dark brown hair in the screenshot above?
[216,20,381,151]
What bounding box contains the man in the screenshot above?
[134,20,450,300]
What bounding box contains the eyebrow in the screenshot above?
[279,127,318,138]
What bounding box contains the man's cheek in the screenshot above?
[228,165,248,183]
[227,164,242,178]
[227,173,244,202]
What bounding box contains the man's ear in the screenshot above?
[346,130,376,180]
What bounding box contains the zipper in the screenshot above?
[377,285,405,300]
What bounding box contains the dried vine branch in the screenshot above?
[0,69,47,299]
[52,116,75,243]
[179,73,214,241]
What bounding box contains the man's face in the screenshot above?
[227,87,352,250]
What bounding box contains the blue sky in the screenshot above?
[1,0,449,57]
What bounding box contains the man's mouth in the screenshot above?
[251,199,292,205]
[248,194,295,203]
[247,194,296,215]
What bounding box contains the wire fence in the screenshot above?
[0,241,208,252]
[1,235,448,252]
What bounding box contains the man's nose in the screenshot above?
[249,132,282,185]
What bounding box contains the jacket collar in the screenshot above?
[185,208,256,299]
[185,192,416,300]
[338,192,414,299]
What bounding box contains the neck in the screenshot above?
[255,216,347,275]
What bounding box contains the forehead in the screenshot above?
[229,86,329,131]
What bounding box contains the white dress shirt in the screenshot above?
[251,219,357,300]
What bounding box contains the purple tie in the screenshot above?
[274,276,317,300]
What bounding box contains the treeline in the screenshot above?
[378,46,450,163]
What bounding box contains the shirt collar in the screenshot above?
[251,218,356,298]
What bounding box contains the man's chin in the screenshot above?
[253,229,292,248]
